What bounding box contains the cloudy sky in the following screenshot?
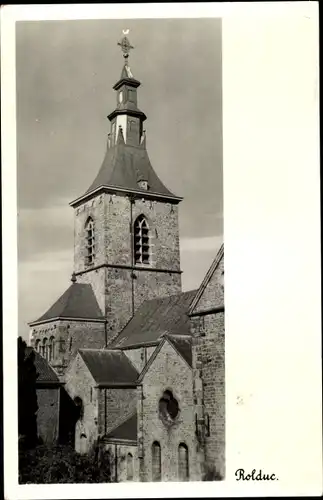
[16,18,223,340]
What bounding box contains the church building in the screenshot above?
[28,33,225,482]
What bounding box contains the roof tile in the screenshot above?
[85,141,177,199]
[25,347,61,383]
[79,349,138,385]
[31,283,104,324]
[112,290,197,349]
[105,412,137,441]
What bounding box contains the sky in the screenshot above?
[16,18,223,340]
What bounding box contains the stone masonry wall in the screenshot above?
[73,192,182,344]
[30,319,106,376]
[191,312,225,480]
[190,252,225,479]
[193,254,224,314]
[104,443,139,482]
[139,340,200,482]
[123,346,158,374]
[64,353,99,454]
[36,387,60,445]
[74,193,108,273]
[98,388,137,436]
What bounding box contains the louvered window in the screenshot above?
[134,215,150,264]
[85,218,95,265]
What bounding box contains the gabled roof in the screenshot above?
[188,243,224,316]
[167,335,192,367]
[29,283,104,325]
[112,290,197,349]
[25,347,61,384]
[105,412,137,442]
[137,334,192,383]
[78,349,138,386]
[83,140,178,200]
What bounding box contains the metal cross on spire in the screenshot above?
[117,29,134,60]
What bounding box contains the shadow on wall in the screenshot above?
[58,389,82,446]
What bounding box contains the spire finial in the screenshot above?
[117,30,134,61]
[71,272,77,283]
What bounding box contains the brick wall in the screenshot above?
[64,353,99,454]
[139,340,200,482]
[36,387,60,444]
[98,388,137,435]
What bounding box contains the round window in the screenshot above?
[159,390,179,423]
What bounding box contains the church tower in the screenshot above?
[69,33,183,342]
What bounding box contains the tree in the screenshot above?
[18,336,38,448]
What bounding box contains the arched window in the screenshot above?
[48,336,55,362]
[42,338,48,359]
[152,441,161,481]
[126,453,134,481]
[85,218,95,265]
[178,443,189,481]
[35,339,40,353]
[134,215,150,265]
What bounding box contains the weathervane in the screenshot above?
[117,29,134,60]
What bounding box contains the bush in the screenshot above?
[19,443,112,484]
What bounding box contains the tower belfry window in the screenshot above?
[85,218,95,266]
[134,215,150,264]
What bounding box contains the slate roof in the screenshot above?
[25,347,61,384]
[79,349,138,386]
[85,138,178,199]
[167,335,192,367]
[112,290,197,349]
[105,412,137,441]
[30,283,104,324]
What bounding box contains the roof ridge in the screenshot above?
[166,333,192,339]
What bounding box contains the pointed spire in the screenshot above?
[121,62,134,80]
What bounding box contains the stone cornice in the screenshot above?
[29,316,106,327]
[74,262,182,277]
[69,184,182,208]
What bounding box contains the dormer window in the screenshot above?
[134,215,150,264]
[138,180,148,190]
[85,217,95,266]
